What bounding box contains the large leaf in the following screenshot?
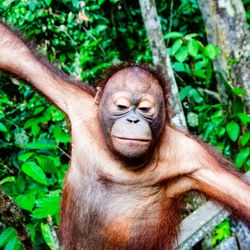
[3,235,21,250]
[203,44,219,60]
[0,227,16,247]
[172,62,186,72]
[15,193,35,211]
[21,162,48,185]
[241,132,250,147]
[171,39,183,55]
[32,193,61,219]
[41,223,56,249]
[179,86,193,101]
[235,147,250,169]
[226,122,240,142]
[175,46,188,62]
[188,39,199,57]
[238,113,250,125]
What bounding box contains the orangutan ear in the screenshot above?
[94,87,102,105]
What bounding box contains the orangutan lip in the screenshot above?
[114,136,151,142]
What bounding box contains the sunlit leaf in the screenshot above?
[21,162,48,185]
[32,193,61,219]
[240,132,250,146]
[15,193,35,211]
[204,44,218,60]
[0,227,16,247]
[41,223,56,249]
[0,177,15,185]
[175,46,188,62]
[171,39,183,55]
[226,122,240,142]
[235,147,250,169]
[188,39,199,57]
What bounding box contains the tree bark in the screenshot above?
[198,0,250,112]
[139,0,187,129]
[0,189,34,250]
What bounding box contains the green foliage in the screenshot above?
[41,223,56,250]
[0,0,249,249]
[0,227,22,250]
[165,28,249,171]
[212,219,231,246]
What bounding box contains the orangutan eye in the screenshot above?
[115,98,130,111]
[117,104,128,110]
[139,107,150,113]
[138,100,152,113]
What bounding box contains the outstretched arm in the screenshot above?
[161,127,250,223]
[190,143,250,222]
[0,22,95,115]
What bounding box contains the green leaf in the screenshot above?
[0,122,7,133]
[175,46,188,62]
[16,174,26,193]
[18,152,34,162]
[41,223,56,249]
[98,0,106,5]
[184,33,199,39]
[32,193,61,219]
[238,113,250,125]
[241,132,250,147]
[44,0,52,6]
[232,88,246,95]
[164,32,184,40]
[188,39,199,57]
[21,162,48,185]
[171,39,183,55]
[232,97,244,114]
[26,224,36,242]
[96,25,108,33]
[235,147,250,169]
[172,62,186,72]
[26,140,57,150]
[0,228,16,247]
[204,44,218,60]
[4,235,20,250]
[53,126,70,143]
[0,177,15,185]
[190,89,203,104]
[35,155,58,174]
[72,0,79,9]
[180,86,193,101]
[15,193,35,211]
[226,122,240,142]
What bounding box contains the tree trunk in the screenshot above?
[198,0,250,112]
[139,0,187,129]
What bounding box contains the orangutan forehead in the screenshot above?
[105,67,162,93]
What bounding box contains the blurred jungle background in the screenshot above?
[0,0,249,249]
